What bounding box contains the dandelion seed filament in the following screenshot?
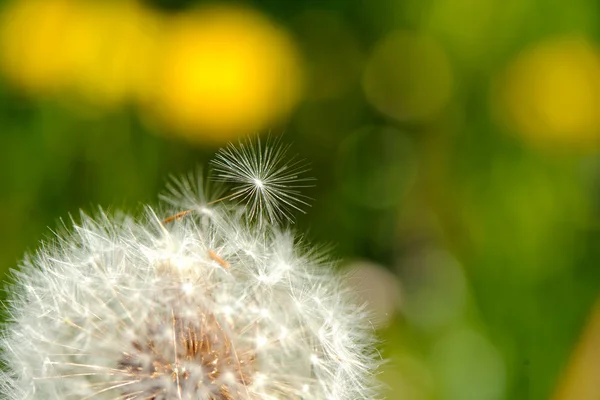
[117,312,256,399]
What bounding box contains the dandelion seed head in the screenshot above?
[210,136,314,225]
[0,141,381,400]
[253,178,264,188]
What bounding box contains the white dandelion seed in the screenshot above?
[210,137,314,225]
[0,140,381,400]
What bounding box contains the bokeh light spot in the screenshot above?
[345,259,401,329]
[380,354,434,400]
[402,250,467,330]
[362,31,453,122]
[497,37,600,149]
[431,329,506,400]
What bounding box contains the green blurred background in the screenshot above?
[1,0,600,399]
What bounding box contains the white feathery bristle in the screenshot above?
[160,168,224,212]
[0,139,381,400]
[210,136,314,224]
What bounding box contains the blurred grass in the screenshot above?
[1,0,600,399]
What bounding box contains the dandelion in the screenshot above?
[211,136,314,225]
[0,139,381,399]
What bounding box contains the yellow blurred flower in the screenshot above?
[498,37,600,149]
[0,0,161,108]
[0,0,73,92]
[146,5,303,142]
[60,1,162,107]
[1,1,303,143]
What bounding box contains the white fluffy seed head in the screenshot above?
[0,140,381,400]
[210,136,314,225]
